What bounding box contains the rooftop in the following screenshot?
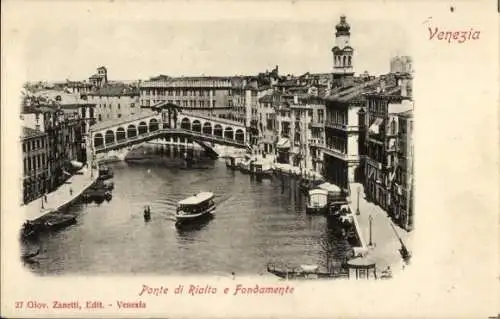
[178,192,215,206]
[87,84,139,97]
[30,90,95,106]
[141,76,234,88]
[22,126,46,139]
[325,78,382,103]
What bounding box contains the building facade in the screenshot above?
[392,110,414,230]
[21,127,49,204]
[87,86,140,122]
[364,84,414,223]
[139,76,233,117]
[390,56,413,74]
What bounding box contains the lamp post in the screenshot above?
[356,186,361,215]
[368,214,373,247]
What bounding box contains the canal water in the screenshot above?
[24,149,352,276]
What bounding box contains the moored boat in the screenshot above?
[266,263,348,280]
[98,165,114,180]
[251,161,273,179]
[306,188,329,215]
[225,156,243,170]
[175,192,216,227]
[43,214,77,231]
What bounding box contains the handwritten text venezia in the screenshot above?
[428,27,480,43]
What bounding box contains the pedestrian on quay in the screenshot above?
[69,188,73,196]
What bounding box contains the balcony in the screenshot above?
[308,138,325,147]
[365,157,383,170]
[324,121,358,132]
[309,121,324,129]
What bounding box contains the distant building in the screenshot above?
[89,66,108,88]
[87,85,141,122]
[390,56,413,74]
[21,127,49,204]
[139,76,233,116]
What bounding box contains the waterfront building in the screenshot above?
[257,92,281,154]
[87,84,141,122]
[21,127,49,204]
[364,82,413,214]
[139,76,233,117]
[22,93,96,194]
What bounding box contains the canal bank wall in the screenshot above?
[23,167,98,222]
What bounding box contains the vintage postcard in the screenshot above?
[1,0,498,318]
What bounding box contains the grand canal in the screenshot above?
[25,149,351,276]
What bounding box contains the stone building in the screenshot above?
[391,110,414,230]
[22,93,96,194]
[89,66,108,88]
[364,84,413,214]
[87,85,140,122]
[21,127,49,204]
[139,76,233,117]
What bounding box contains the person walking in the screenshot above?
[69,188,73,196]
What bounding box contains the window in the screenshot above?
[118,104,121,109]
[36,140,40,148]
[118,114,122,118]
[130,103,135,108]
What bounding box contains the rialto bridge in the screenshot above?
[89,103,247,155]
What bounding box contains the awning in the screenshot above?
[276,138,291,149]
[368,118,384,135]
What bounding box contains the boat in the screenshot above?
[42,214,77,231]
[266,263,348,280]
[225,156,243,170]
[317,182,349,207]
[98,165,114,180]
[238,158,252,174]
[175,192,216,227]
[251,161,273,179]
[306,189,329,214]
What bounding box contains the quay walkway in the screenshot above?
[348,182,412,275]
[23,167,98,222]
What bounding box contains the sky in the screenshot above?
[10,1,411,82]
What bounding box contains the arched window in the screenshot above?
[348,56,352,66]
[343,56,346,66]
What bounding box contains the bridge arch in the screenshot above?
[213,124,223,137]
[105,130,115,145]
[127,124,137,138]
[181,117,191,130]
[235,129,245,143]
[138,121,148,135]
[149,118,159,132]
[116,127,126,141]
[224,127,234,140]
[203,122,212,135]
[94,133,104,148]
[192,120,201,133]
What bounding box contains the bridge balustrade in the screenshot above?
[92,113,246,154]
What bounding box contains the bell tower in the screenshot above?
[332,15,354,87]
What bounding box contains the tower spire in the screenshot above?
[332,15,354,86]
